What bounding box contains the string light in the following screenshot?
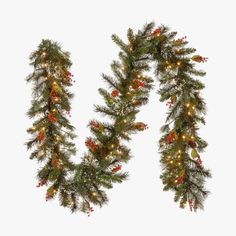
[137,74,142,78]
[178,162,181,166]
[54,97,59,102]
[52,81,57,85]
[59,159,63,165]
[104,156,109,160]
[186,103,190,107]
[92,192,97,197]
[126,92,131,96]
[124,132,128,136]
[191,135,195,140]
[39,150,45,156]
[192,106,195,110]
[188,111,191,116]
[110,144,114,148]
[170,160,173,164]
[42,52,46,56]
[178,150,182,154]
[123,119,127,123]
[177,61,181,66]
[31,126,36,131]
[182,135,186,140]
[52,108,56,112]
[41,127,46,131]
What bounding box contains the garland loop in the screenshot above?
[26,22,211,215]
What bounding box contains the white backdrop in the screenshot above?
[0,0,235,235]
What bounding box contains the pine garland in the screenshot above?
[26,40,77,202]
[26,23,211,215]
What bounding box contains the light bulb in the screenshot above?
[188,111,191,116]
[178,150,182,154]
[92,192,97,196]
[186,103,190,107]
[182,135,186,139]
[39,150,45,156]
[177,61,181,66]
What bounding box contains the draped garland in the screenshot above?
[26,22,210,215]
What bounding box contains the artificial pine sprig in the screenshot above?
[63,24,154,213]
[26,39,76,202]
[148,25,211,211]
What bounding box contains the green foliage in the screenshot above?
[26,39,77,203]
[26,23,210,214]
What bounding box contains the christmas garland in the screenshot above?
[26,22,211,215]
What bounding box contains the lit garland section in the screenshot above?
[26,40,77,203]
[26,23,210,215]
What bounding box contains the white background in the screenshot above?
[0,0,235,235]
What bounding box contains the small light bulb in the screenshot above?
[192,106,195,110]
[42,52,46,56]
[170,160,173,164]
[105,156,109,160]
[126,92,131,96]
[177,155,181,159]
[178,150,182,154]
[41,127,46,131]
[31,126,36,131]
[92,192,97,196]
[191,135,195,140]
[178,162,181,166]
[124,132,128,136]
[52,108,56,112]
[186,103,190,107]
[188,111,191,116]
[44,63,48,67]
[177,61,181,66]
[137,74,141,78]
[111,144,114,148]
[123,119,127,123]
[54,97,59,102]
[52,81,57,85]
[39,150,45,156]
[182,135,186,139]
